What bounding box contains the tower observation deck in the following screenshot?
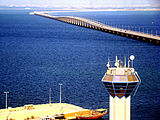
[102,56,141,120]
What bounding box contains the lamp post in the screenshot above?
[59,83,62,103]
[4,92,9,109]
[156,30,157,36]
[49,88,52,104]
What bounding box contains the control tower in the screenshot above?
[102,56,141,120]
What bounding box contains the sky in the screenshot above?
[0,0,160,8]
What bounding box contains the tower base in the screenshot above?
[110,96,130,120]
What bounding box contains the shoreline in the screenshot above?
[28,8,160,14]
[0,7,160,12]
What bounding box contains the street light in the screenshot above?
[59,83,62,103]
[49,88,52,104]
[4,92,9,109]
[156,30,157,36]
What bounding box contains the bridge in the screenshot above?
[30,12,160,45]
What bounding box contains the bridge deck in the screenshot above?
[31,12,160,45]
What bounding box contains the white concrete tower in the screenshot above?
[102,56,141,120]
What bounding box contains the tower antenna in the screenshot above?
[107,56,110,68]
[128,56,130,68]
[115,56,119,68]
[124,56,126,68]
[130,55,135,68]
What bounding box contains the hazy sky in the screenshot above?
[0,0,159,8]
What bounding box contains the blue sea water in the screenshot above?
[0,10,160,120]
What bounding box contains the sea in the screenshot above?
[0,9,160,120]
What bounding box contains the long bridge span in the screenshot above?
[30,12,160,45]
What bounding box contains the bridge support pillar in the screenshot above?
[82,21,84,26]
